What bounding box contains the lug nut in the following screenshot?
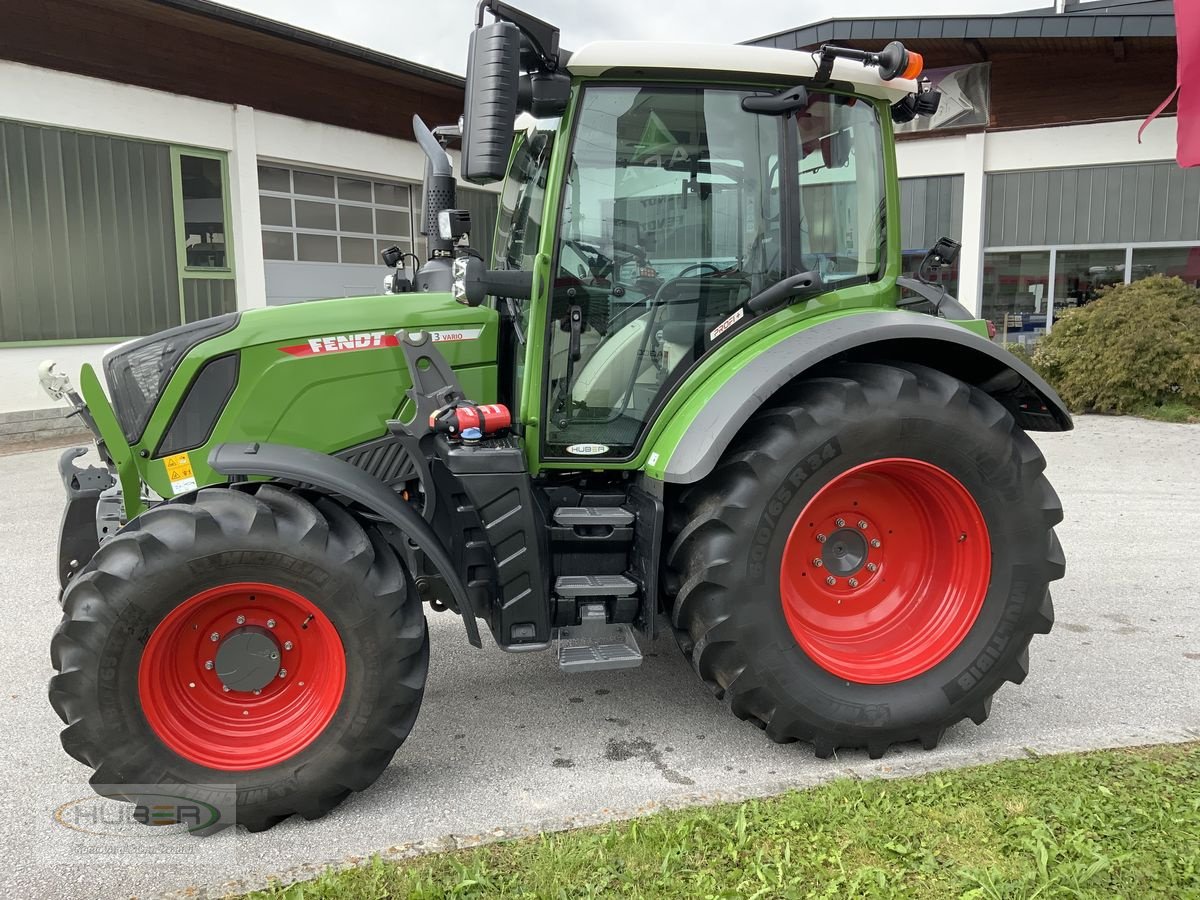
[825,575,836,586]
[242,710,249,716]
[866,562,878,573]
[188,682,195,688]
[858,520,868,530]
[835,518,845,527]
[267,619,276,629]
[204,660,214,670]
[870,539,881,548]
[816,533,827,543]
[284,641,293,651]
[278,669,288,678]
[848,578,859,588]
[209,632,220,642]
[812,558,823,567]
[253,689,261,695]
[236,615,246,625]
[222,685,230,692]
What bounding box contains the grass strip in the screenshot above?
[247,741,1200,899]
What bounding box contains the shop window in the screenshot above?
[1052,249,1126,322]
[981,251,1051,348]
[1131,247,1200,287]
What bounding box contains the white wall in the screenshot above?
[0,344,119,414]
[895,116,1180,314]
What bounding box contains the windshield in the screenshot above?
[544,84,886,459]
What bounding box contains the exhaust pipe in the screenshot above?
[412,115,456,292]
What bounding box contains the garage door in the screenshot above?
[258,164,499,305]
[258,164,419,305]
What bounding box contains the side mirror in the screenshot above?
[461,21,521,184]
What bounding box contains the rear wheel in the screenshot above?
[49,484,428,831]
[666,361,1063,757]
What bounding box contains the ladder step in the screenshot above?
[553,506,635,527]
[555,622,643,672]
[554,574,637,598]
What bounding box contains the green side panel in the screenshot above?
[126,292,498,497]
[79,363,145,518]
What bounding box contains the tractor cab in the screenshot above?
[442,2,934,466]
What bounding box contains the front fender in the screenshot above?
[208,441,481,647]
[651,310,1072,485]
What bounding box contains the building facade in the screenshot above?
[0,0,495,440]
[750,0,1189,348]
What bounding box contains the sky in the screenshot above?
[214,0,1065,76]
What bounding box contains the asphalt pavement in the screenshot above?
[1,415,1197,899]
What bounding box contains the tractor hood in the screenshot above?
[97,292,499,501]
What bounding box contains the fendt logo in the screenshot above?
[280,331,397,357]
[280,328,483,357]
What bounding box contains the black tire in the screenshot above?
[665,361,1063,758]
[48,484,428,832]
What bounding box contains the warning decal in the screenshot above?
[163,451,198,494]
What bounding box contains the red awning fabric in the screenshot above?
[1141,1,1200,166]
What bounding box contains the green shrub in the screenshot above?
[1004,342,1035,369]
[1032,274,1200,414]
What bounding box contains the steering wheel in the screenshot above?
[650,263,723,306]
[676,263,722,279]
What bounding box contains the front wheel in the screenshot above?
[49,484,429,832]
[666,361,1064,758]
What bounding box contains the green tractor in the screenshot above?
[43,2,1068,832]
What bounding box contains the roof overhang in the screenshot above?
[751,4,1175,51]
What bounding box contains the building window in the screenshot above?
[982,251,1051,348]
[1053,248,1127,315]
[1131,246,1200,287]
[258,164,417,268]
[179,155,228,269]
[982,243,1200,346]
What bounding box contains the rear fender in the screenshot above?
[651,310,1072,485]
[208,441,482,647]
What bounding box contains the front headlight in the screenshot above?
[103,313,239,443]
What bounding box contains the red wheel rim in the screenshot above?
[780,458,991,684]
[138,582,346,771]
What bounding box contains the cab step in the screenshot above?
[552,507,635,527]
[554,600,643,672]
[553,574,637,597]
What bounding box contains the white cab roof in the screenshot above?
[565,41,916,103]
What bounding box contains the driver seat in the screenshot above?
[570,316,649,409]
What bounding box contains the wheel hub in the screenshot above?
[822,527,868,577]
[214,626,281,693]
